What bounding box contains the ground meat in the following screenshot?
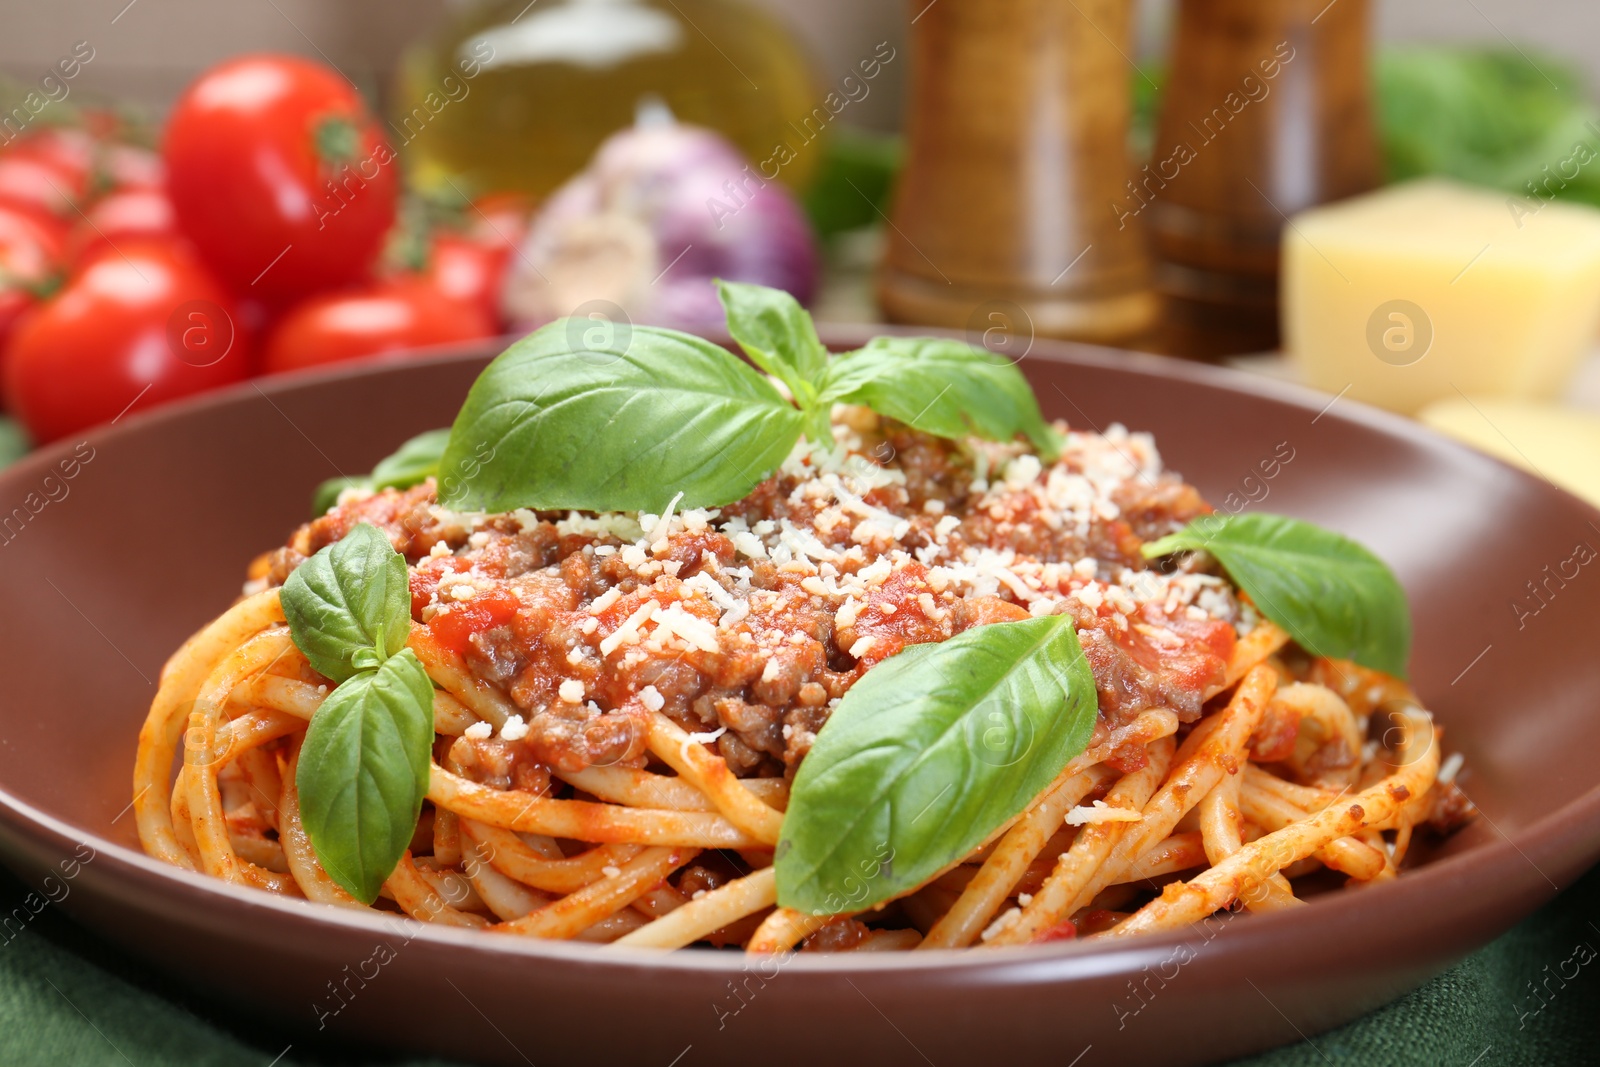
[781,705,828,767]
[716,730,771,777]
[677,864,728,898]
[1112,473,1210,545]
[802,917,871,952]
[264,417,1242,780]
[1423,779,1477,833]
[959,491,1149,572]
[1073,601,1233,726]
[446,736,551,795]
[713,697,785,759]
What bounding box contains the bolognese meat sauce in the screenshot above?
[257,411,1246,780]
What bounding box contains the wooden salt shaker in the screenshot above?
[876,0,1159,349]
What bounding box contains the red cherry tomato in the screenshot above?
[4,238,248,443]
[68,188,176,266]
[104,144,164,191]
[0,154,83,221]
[163,54,398,305]
[261,275,493,375]
[426,232,510,322]
[0,204,67,281]
[231,294,279,371]
[5,129,96,191]
[467,192,533,252]
[0,205,67,387]
[0,287,36,383]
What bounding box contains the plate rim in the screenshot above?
[3,771,1596,975]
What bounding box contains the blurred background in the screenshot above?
[2,0,1598,506]
[8,1,1599,132]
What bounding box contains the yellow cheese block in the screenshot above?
[1284,179,1600,413]
[1418,397,1600,508]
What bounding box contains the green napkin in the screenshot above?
[1,861,1595,1066]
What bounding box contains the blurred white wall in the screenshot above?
[1,0,1596,131]
[1375,0,1600,65]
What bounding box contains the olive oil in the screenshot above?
[392,0,823,199]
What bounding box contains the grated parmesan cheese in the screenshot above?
[588,587,622,614]
[1066,800,1144,826]
[652,603,721,653]
[681,727,726,764]
[980,907,1022,942]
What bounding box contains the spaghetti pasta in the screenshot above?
[133,408,1470,953]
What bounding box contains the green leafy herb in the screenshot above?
[281,522,412,683]
[295,648,434,903]
[311,477,364,519]
[716,279,828,421]
[775,615,1097,915]
[282,522,433,900]
[1376,46,1600,207]
[369,428,451,490]
[437,320,805,513]
[801,127,902,237]
[433,283,1062,514]
[312,428,450,517]
[1142,513,1412,678]
[818,337,1062,462]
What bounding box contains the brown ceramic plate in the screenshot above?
[1,330,1597,1067]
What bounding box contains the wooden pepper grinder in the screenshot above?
[877,0,1159,348]
[1147,0,1380,359]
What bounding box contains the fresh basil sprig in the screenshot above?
[435,282,1057,513]
[1142,512,1412,678]
[281,522,433,902]
[437,319,805,514]
[312,428,450,517]
[716,280,828,427]
[295,648,433,903]
[281,523,413,682]
[774,614,1097,915]
[818,337,1062,461]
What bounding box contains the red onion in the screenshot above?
[501,106,819,334]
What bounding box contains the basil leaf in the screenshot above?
[281,523,412,683]
[312,476,364,518]
[296,649,434,903]
[1142,513,1412,678]
[437,320,806,513]
[817,337,1063,461]
[715,279,827,415]
[312,429,450,517]
[370,428,451,490]
[775,614,1097,914]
